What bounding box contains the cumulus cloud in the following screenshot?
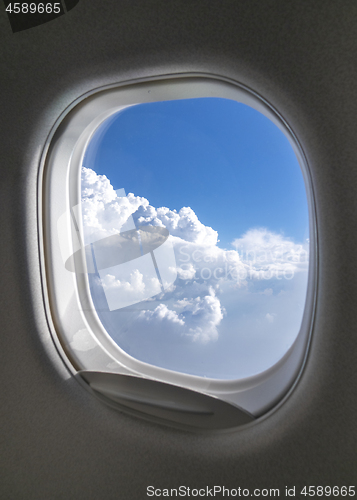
[232,228,308,278]
[152,206,218,246]
[176,262,196,280]
[81,167,148,244]
[81,167,309,347]
[81,166,218,247]
[136,287,223,343]
[101,268,162,310]
[265,313,277,323]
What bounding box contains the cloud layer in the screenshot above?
[81,167,309,359]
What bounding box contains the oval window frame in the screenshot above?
[40,74,317,430]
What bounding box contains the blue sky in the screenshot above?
[80,97,309,379]
[84,98,308,249]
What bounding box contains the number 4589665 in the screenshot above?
[300,486,355,496]
[5,3,62,14]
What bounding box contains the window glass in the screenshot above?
[79,98,309,379]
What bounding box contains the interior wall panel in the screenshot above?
[0,1,356,497]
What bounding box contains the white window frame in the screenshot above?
[39,74,317,430]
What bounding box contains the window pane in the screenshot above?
[80,97,309,379]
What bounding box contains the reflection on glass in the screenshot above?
[79,98,309,379]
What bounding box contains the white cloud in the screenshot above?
[138,304,184,327]
[136,287,223,343]
[265,313,277,323]
[101,266,161,311]
[176,263,196,280]
[155,206,218,246]
[81,166,219,247]
[81,167,309,346]
[232,228,308,277]
[81,167,149,244]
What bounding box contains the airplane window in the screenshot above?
[43,77,316,429]
[80,98,309,380]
